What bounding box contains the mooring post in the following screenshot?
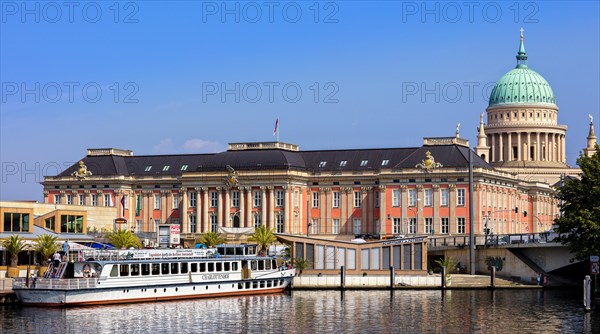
[584,275,591,312]
[340,265,345,290]
[441,267,446,289]
[490,266,496,289]
[390,266,395,290]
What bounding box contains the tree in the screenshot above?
[106,229,142,249]
[555,144,600,261]
[33,234,60,264]
[293,257,310,276]
[2,235,28,267]
[197,232,225,248]
[248,226,276,256]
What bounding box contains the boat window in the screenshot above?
[181,263,188,274]
[191,263,198,273]
[260,281,265,288]
[248,246,256,255]
[232,262,238,271]
[120,264,130,276]
[267,280,272,288]
[141,263,150,276]
[265,260,271,270]
[110,265,118,277]
[245,282,250,289]
[208,262,214,272]
[131,264,140,276]
[258,261,264,270]
[252,281,258,289]
[236,248,244,256]
[272,259,277,269]
[171,263,179,274]
[152,263,160,275]
[200,262,206,272]
[251,261,257,270]
[225,248,235,255]
[161,263,170,275]
[216,262,222,272]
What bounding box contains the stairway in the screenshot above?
[508,248,573,286]
[42,262,68,279]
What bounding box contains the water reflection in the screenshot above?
[1,290,598,333]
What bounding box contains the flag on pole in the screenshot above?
[273,118,279,137]
[136,195,141,216]
[121,195,126,218]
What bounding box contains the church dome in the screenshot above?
[488,30,556,107]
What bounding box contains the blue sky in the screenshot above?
[1,1,599,200]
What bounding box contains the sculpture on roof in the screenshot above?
[72,161,92,179]
[225,165,239,188]
[589,114,593,124]
[416,151,443,173]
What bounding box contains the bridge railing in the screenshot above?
[428,232,560,248]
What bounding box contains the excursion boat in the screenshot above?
[12,244,296,307]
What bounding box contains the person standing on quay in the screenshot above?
[62,240,70,262]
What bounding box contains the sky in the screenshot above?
[1,1,599,201]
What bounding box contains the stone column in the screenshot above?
[239,187,245,227]
[449,184,456,234]
[181,189,188,233]
[367,187,374,234]
[416,185,423,233]
[507,132,512,161]
[346,187,352,234]
[491,133,496,162]
[562,134,566,163]
[400,185,408,234]
[161,190,168,225]
[194,188,201,233]
[544,132,549,161]
[499,133,504,161]
[341,188,347,233]
[284,186,290,233]
[84,190,91,206]
[217,187,223,229]
[517,132,522,161]
[298,189,303,234]
[225,188,231,228]
[319,188,326,233]
[432,184,440,235]
[202,188,209,232]
[261,187,267,228]
[379,186,386,236]
[128,191,135,227]
[361,188,368,234]
[535,132,540,161]
[268,186,275,229]
[526,132,531,161]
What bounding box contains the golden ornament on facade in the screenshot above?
[72,161,92,179]
[415,151,443,172]
[225,165,239,188]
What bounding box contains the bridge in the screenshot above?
[426,233,581,286]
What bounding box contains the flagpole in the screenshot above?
[277,117,280,143]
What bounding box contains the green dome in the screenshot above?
[488,30,556,107]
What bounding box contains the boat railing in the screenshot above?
[13,277,99,290]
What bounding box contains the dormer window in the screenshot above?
[360,160,368,167]
[381,160,389,166]
[339,161,347,167]
[144,166,152,172]
[162,166,170,171]
[181,164,188,171]
[319,161,327,168]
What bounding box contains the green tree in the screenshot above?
[106,229,142,249]
[33,234,60,264]
[197,232,225,248]
[248,226,276,256]
[1,235,28,267]
[293,257,310,276]
[555,144,600,261]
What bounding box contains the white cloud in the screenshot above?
[183,139,224,153]
[153,138,176,154]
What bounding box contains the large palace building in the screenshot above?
[41,31,596,240]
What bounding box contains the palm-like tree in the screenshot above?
[249,226,276,256]
[2,235,28,277]
[293,257,310,276]
[106,229,142,249]
[197,232,225,248]
[33,234,60,265]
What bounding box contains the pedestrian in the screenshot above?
[53,252,61,268]
[62,240,70,260]
[537,273,542,286]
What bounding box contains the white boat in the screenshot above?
[12,244,295,307]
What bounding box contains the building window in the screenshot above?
[441,218,449,234]
[457,217,466,234]
[293,190,299,207]
[408,189,417,206]
[154,194,160,210]
[276,190,284,207]
[232,191,240,208]
[392,189,400,207]
[381,159,389,166]
[319,161,327,168]
[78,194,84,206]
[424,189,432,206]
[45,216,55,230]
[312,192,319,208]
[210,191,218,208]
[66,194,72,205]
[354,191,361,208]
[3,212,30,232]
[408,218,417,234]
[276,214,284,233]
[181,164,188,171]
[189,191,197,207]
[60,215,83,233]
[440,189,449,206]
[254,214,262,228]
[393,218,401,234]
[339,160,347,167]
[253,191,262,207]
[144,165,152,172]
[162,165,170,171]
[172,194,179,209]
[375,191,380,208]
[332,219,340,234]
[425,218,433,234]
[311,218,319,235]
[91,194,98,206]
[54,194,61,204]
[189,215,196,233]
[135,219,142,232]
[457,189,465,206]
[333,192,340,208]
[210,215,218,232]
[104,194,112,207]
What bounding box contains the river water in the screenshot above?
[1,289,598,333]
